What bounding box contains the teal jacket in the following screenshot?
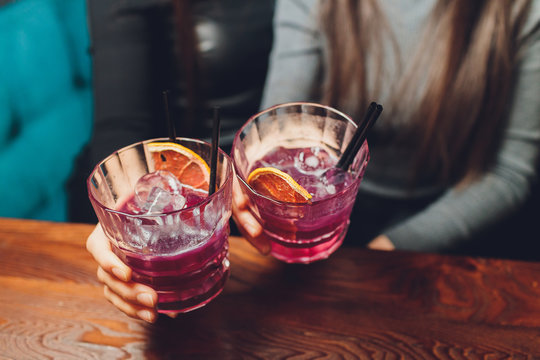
[0,0,92,221]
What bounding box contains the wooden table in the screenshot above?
[1,218,539,359]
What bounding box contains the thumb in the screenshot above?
[86,224,132,282]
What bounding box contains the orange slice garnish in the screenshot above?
[147,142,210,191]
[247,167,312,203]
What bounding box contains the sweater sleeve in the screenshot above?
[386,19,540,251]
[260,0,322,109]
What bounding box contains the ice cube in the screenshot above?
[123,217,146,249]
[319,167,353,195]
[135,170,186,214]
[178,218,211,248]
[252,146,296,171]
[295,174,330,199]
[294,147,333,175]
[135,170,182,199]
[321,167,345,184]
[305,154,320,168]
[202,200,221,230]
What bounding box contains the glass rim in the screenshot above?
[87,137,234,218]
[230,102,369,207]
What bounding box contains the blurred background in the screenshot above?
[0,0,538,262]
[0,0,275,224]
[0,0,92,221]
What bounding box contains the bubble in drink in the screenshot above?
[135,170,187,214]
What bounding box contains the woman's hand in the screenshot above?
[367,234,395,251]
[86,224,158,323]
[231,178,271,255]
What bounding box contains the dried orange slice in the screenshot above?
[147,142,210,191]
[247,167,312,203]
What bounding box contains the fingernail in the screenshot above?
[112,267,128,281]
[243,220,260,238]
[137,293,155,307]
[259,241,271,255]
[137,310,155,323]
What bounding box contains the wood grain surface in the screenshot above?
[0,218,539,359]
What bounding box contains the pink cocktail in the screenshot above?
[231,103,369,263]
[88,138,233,313]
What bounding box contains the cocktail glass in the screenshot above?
[88,138,233,313]
[231,102,369,263]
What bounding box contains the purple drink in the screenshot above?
[111,189,228,313]
[250,146,362,262]
[232,103,369,263]
[88,138,233,313]
[251,146,355,201]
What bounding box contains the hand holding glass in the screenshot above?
[88,138,233,313]
[231,103,369,263]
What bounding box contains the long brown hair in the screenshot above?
[320,0,533,185]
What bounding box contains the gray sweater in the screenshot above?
[261,0,540,251]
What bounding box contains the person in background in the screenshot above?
[83,0,275,322]
[69,0,275,223]
[0,0,92,221]
[85,0,540,322]
[233,0,540,254]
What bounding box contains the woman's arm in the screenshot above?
[232,0,322,251]
[383,19,540,251]
[260,0,322,108]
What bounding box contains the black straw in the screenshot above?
[162,90,177,143]
[337,102,383,171]
[208,107,221,196]
[337,102,376,169]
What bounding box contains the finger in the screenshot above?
[231,213,271,255]
[367,235,395,251]
[232,176,260,238]
[232,177,249,210]
[231,206,262,239]
[97,267,157,308]
[232,178,271,254]
[86,224,132,282]
[231,190,262,239]
[104,285,157,323]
